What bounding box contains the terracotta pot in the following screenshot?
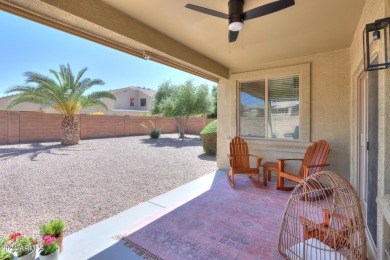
[39,248,59,260]
[55,232,64,253]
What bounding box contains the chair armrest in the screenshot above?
[305,163,330,168]
[278,158,304,161]
[249,154,262,168]
[278,158,303,172]
[249,154,263,160]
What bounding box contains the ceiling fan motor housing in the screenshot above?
[228,0,244,25]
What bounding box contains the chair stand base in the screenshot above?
[227,170,234,188]
[227,171,260,188]
[277,186,295,191]
[248,174,261,188]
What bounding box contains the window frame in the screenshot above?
[231,63,311,144]
[238,73,302,141]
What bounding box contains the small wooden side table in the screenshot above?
[262,161,279,186]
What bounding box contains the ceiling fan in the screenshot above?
[185,0,295,42]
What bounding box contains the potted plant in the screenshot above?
[39,220,65,253]
[39,236,58,260]
[8,233,36,260]
[0,249,14,260]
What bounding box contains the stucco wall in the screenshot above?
[138,91,152,111]
[348,0,390,259]
[0,95,44,111]
[113,89,138,110]
[218,49,351,182]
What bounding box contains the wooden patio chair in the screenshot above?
[277,140,330,191]
[227,136,262,188]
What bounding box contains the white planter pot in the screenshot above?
[17,249,36,260]
[39,249,59,260]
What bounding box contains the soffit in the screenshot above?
[100,0,365,72]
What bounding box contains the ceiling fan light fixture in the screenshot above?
[229,21,243,31]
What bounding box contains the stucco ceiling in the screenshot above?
[100,0,365,72]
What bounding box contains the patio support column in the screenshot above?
[216,78,233,170]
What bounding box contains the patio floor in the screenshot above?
[60,170,291,259]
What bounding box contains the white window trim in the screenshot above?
[231,63,311,145]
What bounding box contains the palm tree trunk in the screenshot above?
[60,115,80,145]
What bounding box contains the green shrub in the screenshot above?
[141,120,162,139]
[39,219,65,237]
[0,250,14,260]
[149,128,161,139]
[200,120,217,155]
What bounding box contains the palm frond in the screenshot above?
[6,64,113,115]
[74,67,88,85]
[74,79,105,99]
[86,91,116,101]
[80,99,109,110]
[6,95,54,110]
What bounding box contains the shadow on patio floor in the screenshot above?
[90,171,290,259]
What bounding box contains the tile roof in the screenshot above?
[110,86,156,97]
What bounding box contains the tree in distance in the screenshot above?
[150,80,214,139]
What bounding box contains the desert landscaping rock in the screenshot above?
[0,134,217,239]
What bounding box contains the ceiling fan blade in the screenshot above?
[185,4,228,19]
[229,30,239,43]
[243,0,295,21]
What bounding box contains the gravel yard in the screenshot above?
[0,134,216,239]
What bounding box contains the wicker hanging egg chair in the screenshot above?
[278,171,366,259]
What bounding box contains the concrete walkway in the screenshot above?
[59,170,220,260]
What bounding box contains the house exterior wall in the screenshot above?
[218,49,351,181]
[0,87,155,114]
[0,95,44,112]
[348,0,390,259]
[138,91,152,111]
[112,89,138,110]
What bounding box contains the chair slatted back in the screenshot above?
[230,136,250,169]
[299,140,330,177]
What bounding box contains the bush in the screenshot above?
[141,120,161,139]
[149,128,161,139]
[39,219,65,237]
[200,120,217,155]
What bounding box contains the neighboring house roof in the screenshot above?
[110,86,156,97]
[0,94,18,100]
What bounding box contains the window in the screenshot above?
[140,98,146,107]
[239,75,300,140]
[130,97,135,107]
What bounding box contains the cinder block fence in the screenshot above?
[0,111,215,144]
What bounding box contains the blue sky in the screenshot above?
[0,11,215,97]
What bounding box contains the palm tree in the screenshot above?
[6,64,116,145]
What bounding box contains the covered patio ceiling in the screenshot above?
[101,0,365,72]
[0,0,365,79]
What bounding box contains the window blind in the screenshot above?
[267,75,299,139]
